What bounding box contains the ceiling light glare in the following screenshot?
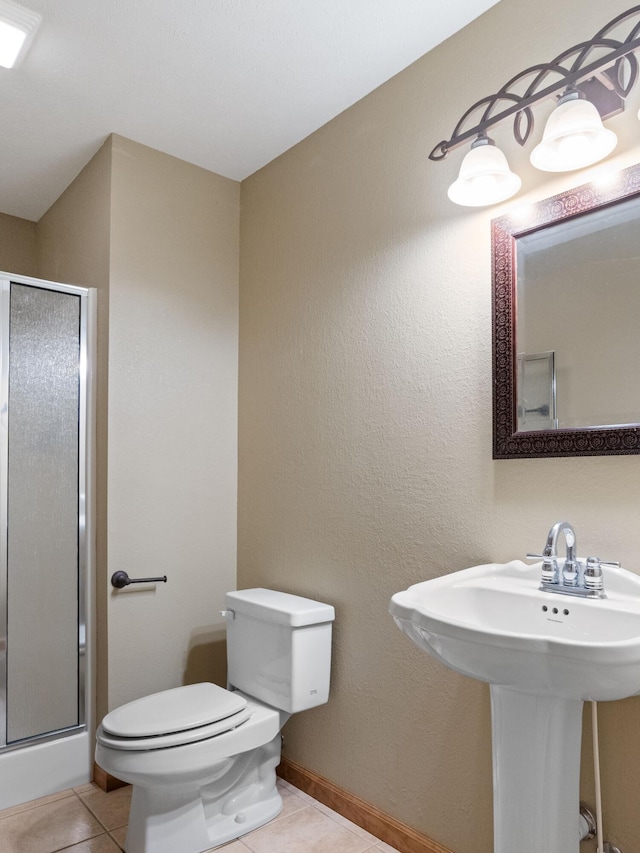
[0,0,41,69]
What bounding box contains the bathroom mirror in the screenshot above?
[492,161,640,458]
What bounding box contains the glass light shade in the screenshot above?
[0,0,41,69]
[530,97,617,172]
[447,140,521,207]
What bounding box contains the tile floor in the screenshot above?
[0,777,401,853]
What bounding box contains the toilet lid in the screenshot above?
[101,683,247,738]
[97,706,253,751]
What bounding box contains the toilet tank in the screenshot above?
[224,588,334,713]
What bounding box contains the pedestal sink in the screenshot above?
[390,559,640,853]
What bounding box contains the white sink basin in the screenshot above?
[390,559,640,701]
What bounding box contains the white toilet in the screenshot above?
[95,588,334,853]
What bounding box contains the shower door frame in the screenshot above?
[0,272,95,803]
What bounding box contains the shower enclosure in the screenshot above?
[0,272,95,809]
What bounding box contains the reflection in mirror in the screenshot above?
[517,351,557,431]
[492,162,640,458]
[516,196,640,430]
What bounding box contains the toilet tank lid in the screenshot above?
[225,588,335,626]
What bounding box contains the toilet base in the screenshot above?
[124,734,283,853]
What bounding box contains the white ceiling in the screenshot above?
[0,0,500,221]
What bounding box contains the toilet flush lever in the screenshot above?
[220,609,235,620]
[111,571,168,589]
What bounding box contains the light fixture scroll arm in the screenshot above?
[597,53,640,99]
[558,38,639,100]
[428,92,526,161]
[508,63,574,145]
[593,4,640,43]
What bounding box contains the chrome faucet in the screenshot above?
[546,521,578,586]
[527,521,619,599]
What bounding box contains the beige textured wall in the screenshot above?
[37,138,112,725]
[35,135,240,721]
[107,136,240,710]
[238,1,640,851]
[0,213,37,276]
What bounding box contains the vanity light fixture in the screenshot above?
[434,5,640,206]
[0,0,41,69]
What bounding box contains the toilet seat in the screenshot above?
[98,683,252,751]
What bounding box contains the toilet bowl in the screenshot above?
[95,589,334,853]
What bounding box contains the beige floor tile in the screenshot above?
[76,784,132,830]
[240,805,374,853]
[62,835,123,852]
[277,778,316,804]
[314,802,381,844]
[276,784,314,820]
[0,795,103,853]
[108,824,127,849]
[3,780,395,852]
[0,788,76,821]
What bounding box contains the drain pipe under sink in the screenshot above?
[589,702,623,853]
[591,701,604,853]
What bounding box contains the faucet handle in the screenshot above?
[584,557,603,591]
[584,556,618,589]
[526,553,559,584]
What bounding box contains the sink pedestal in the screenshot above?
[491,686,582,853]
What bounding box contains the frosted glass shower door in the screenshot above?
[0,277,91,749]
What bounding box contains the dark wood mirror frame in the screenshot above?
[492,161,640,459]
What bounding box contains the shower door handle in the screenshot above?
[111,571,168,589]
